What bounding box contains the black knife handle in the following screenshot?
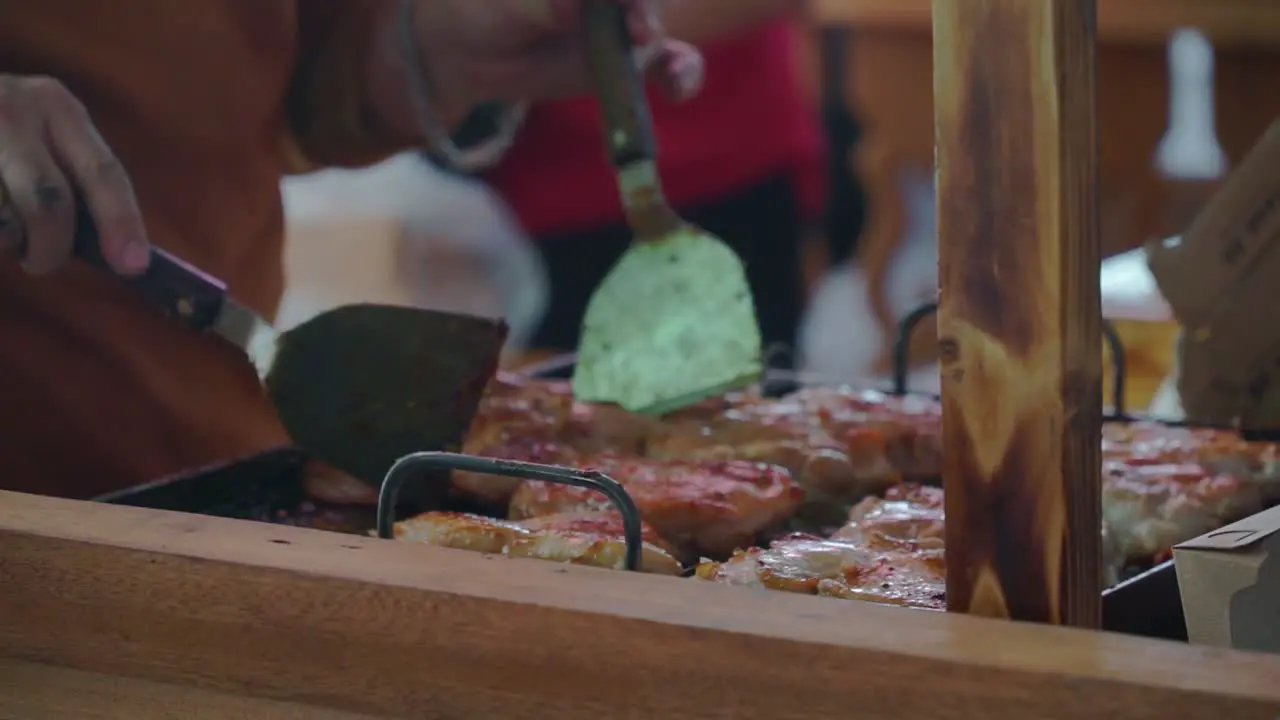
[73,199,227,332]
[583,0,657,167]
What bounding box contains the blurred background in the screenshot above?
[279,1,1280,407]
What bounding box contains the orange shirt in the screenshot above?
[0,0,411,498]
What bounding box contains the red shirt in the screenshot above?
[485,19,826,238]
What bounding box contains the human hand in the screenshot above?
[410,0,704,115]
[0,74,149,275]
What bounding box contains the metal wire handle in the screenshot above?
[890,300,1130,417]
[375,452,645,571]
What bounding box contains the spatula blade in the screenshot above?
[211,297,280,378]
[573,228,762,415]
[264,305,507,487]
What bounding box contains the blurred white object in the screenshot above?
[799,168,938,393]
[1155,28,1226,181]
[883,168,939,324]
[280,154,547,351]
[1148,369,1187,420]
[1100,248,1173,322]
[798,262,880,379]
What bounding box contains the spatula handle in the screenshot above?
[70,199,228,332]
[583,0,657,167]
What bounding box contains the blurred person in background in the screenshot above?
[478,1,826,358]
[279,153,547,355]
[0,0,699,499]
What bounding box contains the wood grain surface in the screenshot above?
[815,0,1280,47]
[3,492,1280,719]
[0,659,379,720]
[933,0,1103,625]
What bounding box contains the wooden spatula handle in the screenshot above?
[69,197,229,332]
[1,183,227,332]
[583,0,657,167]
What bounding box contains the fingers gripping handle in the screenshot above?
[583,1,657,167]
[0,178,227,333]
[69,200,228,332]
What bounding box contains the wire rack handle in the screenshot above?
[375,452,645,571]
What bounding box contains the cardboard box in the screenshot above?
[1174,505,1280,653]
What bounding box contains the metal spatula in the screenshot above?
[570,1,763,416]
[54,199,506,487]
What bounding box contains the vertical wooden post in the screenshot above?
[933,0,1102,626]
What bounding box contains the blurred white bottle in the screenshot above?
[1152,27,1227,237]
[1137,28,1225,418]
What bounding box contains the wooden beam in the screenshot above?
[933,0,1102,625]
[814,0,1280,47]
[3,493,1280,718]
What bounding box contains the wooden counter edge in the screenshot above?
[813,0,1280,46]
[3,492,1280,719]
[0,659,381,720]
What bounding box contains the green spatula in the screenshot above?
[571,0,763,416]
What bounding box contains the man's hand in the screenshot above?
[409,0,703,120]
[0,74,150,275]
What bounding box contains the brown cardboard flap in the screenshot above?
[1175,326,1280,426]
[1147,118,1280,426]
[1176,504,1280,551]
[1147,120,1280,330]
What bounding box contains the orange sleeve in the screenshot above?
[287,0,421,171]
